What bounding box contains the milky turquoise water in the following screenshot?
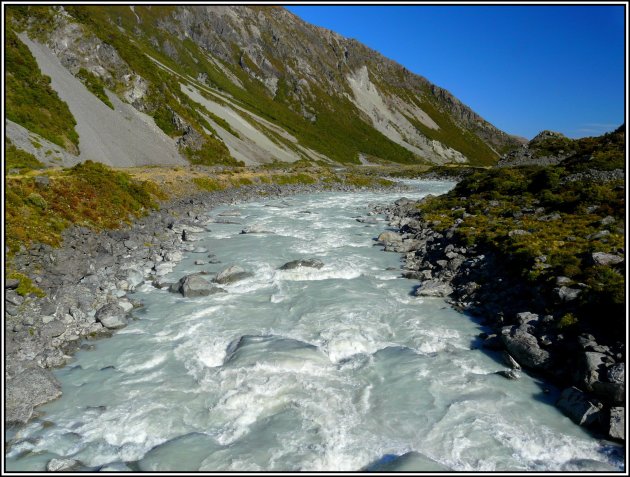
[5,181,624,471]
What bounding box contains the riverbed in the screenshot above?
[5,180,623,471]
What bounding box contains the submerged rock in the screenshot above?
[363,452,450,472]
[279,259,324,270]
[240,224,274,234]
[170,274,225,297]
[213,265,253,284]
[495,369,521,380]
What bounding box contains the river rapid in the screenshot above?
[5,180,624,472]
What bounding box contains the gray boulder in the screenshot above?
[5,278,19,289]
[414,280,453,298]
[591,252,624,266]
[40,320,67,338]
[556,387,602,426]
[6,367,62,424]
[580,351,607,388]
[95,304,127,330]
[385,239,420,253]
[214,265,253,285]
[556,286,581,302]
[170,274,225,297]
[47,458,81,472]
[609,407,624,440]
[516,312,539,326]
[377,231,403,244]
[124,268,144,290]
[501,325,551,370]
[279,259,324,270]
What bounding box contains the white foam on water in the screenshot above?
[277,266,362,282]
[117,352,168,374]
[115,328,146,335]
[493,421,623,471]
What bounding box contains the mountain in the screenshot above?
[5,5,523,168]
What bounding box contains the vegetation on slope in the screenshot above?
[59,6,424,165]
[75,68,114,109]
[5,27,79,153]
[5,161,165,255]
[416,127,625,337]
[6,140,45,173]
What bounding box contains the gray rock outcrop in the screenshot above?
[6,367,62,424]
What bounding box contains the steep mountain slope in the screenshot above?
[6,5,522,167]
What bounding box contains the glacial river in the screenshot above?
[5,180,624,471]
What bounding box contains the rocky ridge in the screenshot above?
[372,196,625,441]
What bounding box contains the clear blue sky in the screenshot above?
[286,5,625,139]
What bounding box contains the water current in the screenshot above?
[5,180,624,472]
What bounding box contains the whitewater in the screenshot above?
[5,180,623,472]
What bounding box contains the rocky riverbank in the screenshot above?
[372,196,625,441]
[5,181,409,429]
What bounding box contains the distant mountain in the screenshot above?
[6,5,523,167]
[498,126,624,168]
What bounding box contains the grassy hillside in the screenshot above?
[5,27,79,153]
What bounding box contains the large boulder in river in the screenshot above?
[556,386,603,427]
[500,325,551,370]
[6,367,62,424]
[95,304,127,330]
[213,265,253,285]
[170,274,225,297]
[279,259,324,270]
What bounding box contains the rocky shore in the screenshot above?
[372,197,625,441]
[5,181,409,429]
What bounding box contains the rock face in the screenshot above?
[6,367,62,424]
